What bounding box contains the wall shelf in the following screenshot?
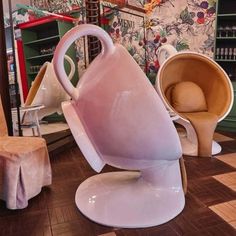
[216,37,236,40]
[215,0,236,131]
[218,13,236,17]
[16,16,79,93]
[26,53,54,60]
[16,15,79,122]
[24,35,60,46]
[215,59,236,62]
[28,72,40,75]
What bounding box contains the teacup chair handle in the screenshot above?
[157,44,177,66]
[53,24,115,101]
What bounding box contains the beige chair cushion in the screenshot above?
[166,81,216,157]
[170,81,208,113]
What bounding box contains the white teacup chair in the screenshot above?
[53,24,186,228]
[13,55,76,137]
[155,45,234,157]
[24,55,75,120]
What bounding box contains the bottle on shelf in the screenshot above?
[224,47,228,59]
[233,48,236,60]
[229,48,233,59]
[220,48,224,59]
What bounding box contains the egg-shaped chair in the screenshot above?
[155,45,234,157]
[53,24,185,228]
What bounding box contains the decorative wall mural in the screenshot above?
[4,0,216,84]
[31,0,82,13]
[101,5,147,72]
[4,8,33,27]
[144,0,217,82]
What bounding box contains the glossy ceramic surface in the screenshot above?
[54,24,182,171]
[75,162,185,228]
[53,24,185,228]
[26,55,75,120]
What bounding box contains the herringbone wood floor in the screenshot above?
[0,132,236,236]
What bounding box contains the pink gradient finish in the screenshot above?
[53,24,182,171]
[53,24,185,228]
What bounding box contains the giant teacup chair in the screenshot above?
[155,44,234,157]
[53,24,186,228]
[15,55,76,136]
[53,24,185,228]
[24,55,75,120]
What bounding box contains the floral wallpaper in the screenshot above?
[5,0,217,83]
[4,0,84,27]
[31,0,82,13]
[101,3,147,72]
[101,0,216,83]
[143,0,217,82]
[4,8,31,27]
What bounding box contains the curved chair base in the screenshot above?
[75,169,185,228]
[180,135,222,156]
[177,120,222,156]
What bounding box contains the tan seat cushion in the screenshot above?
[170,81,207,113]
[166,81,218,157]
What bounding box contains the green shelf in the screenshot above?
[26,53,54,60]
[24,35,60,45]
[20,18,79,122]
[27,72,39,75]
[216,37,236,40]
[215,1,236,131]
[215,59,236,62]
[218,13,236,17]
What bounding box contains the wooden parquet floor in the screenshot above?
[0,132,236,236]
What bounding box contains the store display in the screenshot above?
[156,44,234,157]
[214,0,236,131]
[40,45,56,55]
[53,24,185,228]
[217,25,236,38]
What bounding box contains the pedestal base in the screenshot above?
[75,171,185,228]
[180,135,222,156]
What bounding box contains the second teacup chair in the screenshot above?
[13,55,76,136]
[24,55,75,120]
[156,45,234,157]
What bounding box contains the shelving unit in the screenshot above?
[16,15,79,101]
[215,0,236,131]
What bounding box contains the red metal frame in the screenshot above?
[16,14,74,30]
[16,39,28,101]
